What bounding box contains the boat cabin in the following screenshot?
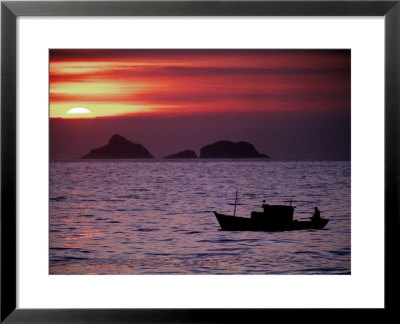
[251,203,294,225]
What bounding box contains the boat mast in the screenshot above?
[233,189,238,216]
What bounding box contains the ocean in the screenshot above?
[49,159,350,275]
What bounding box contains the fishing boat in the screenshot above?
[214,193,329,232]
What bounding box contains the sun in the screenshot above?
[66,107,92,115]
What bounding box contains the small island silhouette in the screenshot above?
[81,134,154,159]
[164,150,198,159]
[200,140,268,158]
[81,135,269,159]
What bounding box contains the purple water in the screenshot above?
[49,159,350,275]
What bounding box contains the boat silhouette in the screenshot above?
[214,195,329,232]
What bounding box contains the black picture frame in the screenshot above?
[1,0,399,322]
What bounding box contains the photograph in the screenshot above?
[49,49,351,275]
[3,0,399,320]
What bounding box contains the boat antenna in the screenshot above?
[233,189,238,216]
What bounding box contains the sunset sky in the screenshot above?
[49,49,350,159]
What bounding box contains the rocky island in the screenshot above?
[164,150,198,159]
[81,134,154,159]
[200,140,268,158]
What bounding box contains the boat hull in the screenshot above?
[214,212,329,232]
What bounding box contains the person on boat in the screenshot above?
[311,207,320,221]
[261,200,269,213]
